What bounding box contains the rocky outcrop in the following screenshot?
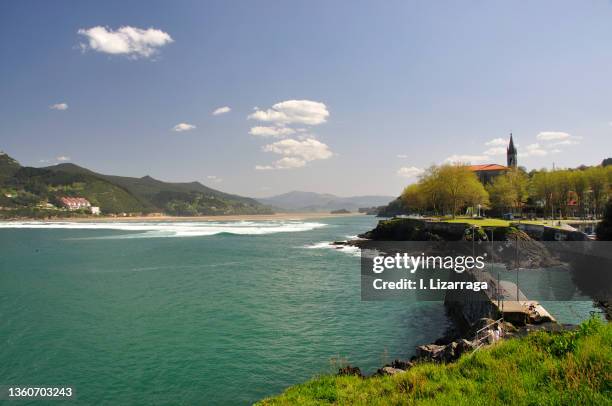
[415,344,445,360]
[373,359,415,376]
[595,300,612,321]
[337,365,363,377]
[415,338,477,363]
[376,366,405,376]
[353,218,561,270]
[359,218,468,241]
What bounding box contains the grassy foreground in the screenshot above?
[258,318,611,405]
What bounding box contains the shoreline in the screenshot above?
[0,212,366,223]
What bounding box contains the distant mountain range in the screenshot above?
[0,152,271,216]
[257,191,394,212]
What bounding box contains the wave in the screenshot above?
[0,220,327,238]
[303,239,381,258]
[303,241,362,257]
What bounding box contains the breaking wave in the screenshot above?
[0,221,327,238]
[303,241,362,257]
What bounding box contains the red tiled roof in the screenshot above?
[59,197,90,206]
[468,164,508,172]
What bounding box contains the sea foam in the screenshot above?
[0,220,327,238]
[303,241,362,257]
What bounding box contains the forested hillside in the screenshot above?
[0,152,273,217]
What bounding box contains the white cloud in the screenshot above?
[78,26,173,58]
[483,147,506,156]
[172,123,196,132]
[485,137,507,146]
[212,106,231,116]
[445,154,490,164]
[274,157,307,169]
[50,103,68,110]
[56,156,70,161]
[206,175,222,183]
[397,154,408,158]
[263,138,332,161]
[520,143,548,157]
[536,131,571,141]
[249,126,296,137]
[532,131,582,150]
[255,157,307,170]
[257,137,332,170]
[248,100,329,126]
[397,166,424,178]
[551,138,582,146]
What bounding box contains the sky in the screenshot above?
[1,0,611,198]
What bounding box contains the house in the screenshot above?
[469,134,517,184]
[59,197,91,210]
[90,206,101,215]
[468,164,509,184]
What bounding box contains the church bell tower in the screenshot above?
[507,133,517,168]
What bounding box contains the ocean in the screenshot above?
[0,215,599,405]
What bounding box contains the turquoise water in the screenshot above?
[0,216,453,405]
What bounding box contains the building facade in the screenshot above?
[469,134,518,184]
[59,197,91,210]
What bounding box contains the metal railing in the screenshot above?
[471,317,504,354]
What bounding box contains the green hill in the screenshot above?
[46,163,271,216]
[1,159,149,215]
[258,318,611,405]
[0,152,272,217]
[0,151,21,183]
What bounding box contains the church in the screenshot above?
[469,134,517,184]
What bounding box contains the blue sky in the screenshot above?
[1,1,611,197]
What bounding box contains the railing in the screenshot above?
[471,317,504,354]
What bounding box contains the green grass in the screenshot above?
[439,217,566,228]
[258,318,612,405]
[441,217,512,227]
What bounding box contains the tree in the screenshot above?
[587,166,608,218]
[571,170,589,219]
[436,164,488,218]
[508,168,529,213]
[530,170,554,218]
[487,174,514,213]
[487,169,527,214]
[399,164,488,217]
[401,183,425,213]
[550,170,572,218]
[420,165,446,214]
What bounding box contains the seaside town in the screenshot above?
[1,137,611,229]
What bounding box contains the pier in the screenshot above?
[444,268,556,329]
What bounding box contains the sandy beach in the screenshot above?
[1,212,365,222]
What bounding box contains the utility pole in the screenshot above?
[515,233,519,302]
[492,229,499,308]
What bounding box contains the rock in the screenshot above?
[377,366,405,376]
[441,341,459,362]
[390,359,414,370]
[595,300,612,322]
[457,338,477,353]
[337,365,362,377]
[416,344,445,361]
[417,339,477,363]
